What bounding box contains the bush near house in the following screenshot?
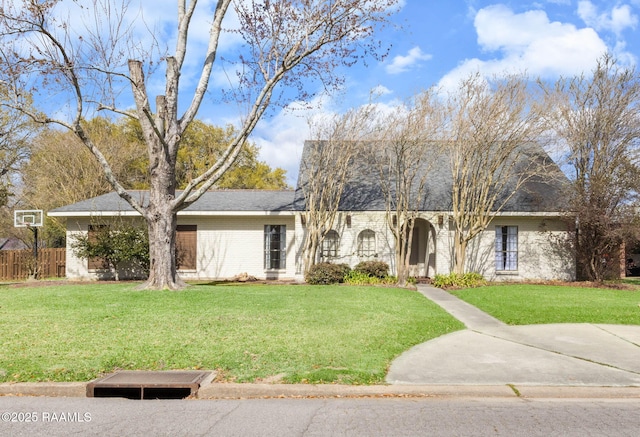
[70,222,149,281]
[344,270,397,286]
[305,261,396,286]
[306,262,351,285]
[353,261,389,278]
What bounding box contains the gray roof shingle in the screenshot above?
[294,140,569,213]
[49,190,297,215]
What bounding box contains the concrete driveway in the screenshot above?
[386,285,640,386]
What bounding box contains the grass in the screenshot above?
[451,284,640,325]
[0,282,464,384]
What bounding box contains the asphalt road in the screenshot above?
[1,396,639,436]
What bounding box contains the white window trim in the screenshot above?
[495,225,518,272]
[357,229,376,257]
[321,230,340,259]
[264,225,286,270]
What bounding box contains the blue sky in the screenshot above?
[245,0,640,185]
[21,1,640,186]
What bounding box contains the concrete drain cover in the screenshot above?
[87,371,211,399]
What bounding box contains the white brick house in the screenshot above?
[49,142,575,282]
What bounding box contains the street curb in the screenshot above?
[515,385,640,399]
[196,383,516,399]
[0,382,86,398]
[1,382,639,399]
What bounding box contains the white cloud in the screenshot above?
[385,46,432,74]
[438,5,609,90]
[578,1,638,35]
[475,6,557,53]
[371,85,393,96]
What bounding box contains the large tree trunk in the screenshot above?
[140,200,185,290]
[137,144,186,290]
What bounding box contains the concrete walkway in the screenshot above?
[386,285,640,386]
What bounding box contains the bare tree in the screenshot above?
[0,0,398,289]
[444,73,547,274]
[0,84,36,206]
[541,54,640,281]
[370,89,443,286]
[299,106,375,274]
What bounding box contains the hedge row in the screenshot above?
[305,261,390,285]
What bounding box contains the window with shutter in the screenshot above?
[176,225,197,270]
[87,224,107,270]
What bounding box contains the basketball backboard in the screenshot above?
[14,210,44,228]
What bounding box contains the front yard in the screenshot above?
[0,282,463,384]
[3,281,638,385]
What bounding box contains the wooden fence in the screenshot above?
[0,248,66,281]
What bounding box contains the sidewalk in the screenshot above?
[385,285,640,387]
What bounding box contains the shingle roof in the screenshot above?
[294,140,569,213]
[49,190,297,215]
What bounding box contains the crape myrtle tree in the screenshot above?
[0,0,399,289]
[541,54,640,281]
[444,73,548,274]
[370,89,443,286]
[299,105,376,274]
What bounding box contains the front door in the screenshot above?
[409,218,436,278]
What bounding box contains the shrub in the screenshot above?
[306,262,351,285]
[432,272,486,289]
[344,271,398,286]
[353,261,389,279]
[381,275,399,285]
[70,220,149,281]
[344,270,378,285]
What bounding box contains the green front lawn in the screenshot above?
[451,284,640,325]
[0,283,463,384]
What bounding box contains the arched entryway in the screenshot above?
[409,218,436,279]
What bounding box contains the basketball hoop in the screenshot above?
[14,210,44,228]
